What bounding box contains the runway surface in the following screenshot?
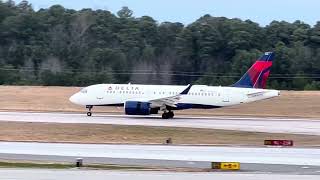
[0,142,320,167]
[1,169,319,180]
[0,111,320,135]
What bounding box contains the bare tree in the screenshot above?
[40,56,63,74]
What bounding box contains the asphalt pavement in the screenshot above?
[0,111,319,135]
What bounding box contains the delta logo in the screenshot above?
[107,86,140,91]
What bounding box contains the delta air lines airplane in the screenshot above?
[69,52,280,119]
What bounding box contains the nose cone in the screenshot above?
[69,93,80,105]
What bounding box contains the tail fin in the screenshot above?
[232,52,274,89]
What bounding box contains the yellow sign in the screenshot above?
[211,162,240,170]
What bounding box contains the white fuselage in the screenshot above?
[69,84,280,109]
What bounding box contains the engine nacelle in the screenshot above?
[124,101,151,115]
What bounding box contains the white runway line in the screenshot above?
[0,169,319,180]
[0,111,320,135]
[0,142,320,166]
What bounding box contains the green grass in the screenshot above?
[86,164,150,170]
[0,161,152,170]
[0,162,73,169]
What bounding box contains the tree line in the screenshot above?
[0,0,320,90]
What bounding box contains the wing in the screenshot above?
[149,84,192,108]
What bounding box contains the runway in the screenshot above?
[0,111,320,135]
[1,169,319,180]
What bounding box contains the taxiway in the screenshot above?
[1,169,320,180]
[0,142,320,169]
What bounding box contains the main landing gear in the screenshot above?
[162,111,174,119]
[86,105,93,116]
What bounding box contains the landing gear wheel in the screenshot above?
[162,111,174,119]
[86,105,93,117]
[168,111,174,118]
[162,113,169,119]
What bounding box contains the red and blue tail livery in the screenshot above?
[233,52,274,89]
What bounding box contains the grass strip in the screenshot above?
[0,161,151,170]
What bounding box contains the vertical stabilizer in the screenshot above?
[232,52,274,89]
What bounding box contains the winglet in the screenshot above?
[180,84,192,95]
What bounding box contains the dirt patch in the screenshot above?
[0,86,320,118]
[0,122,319,147]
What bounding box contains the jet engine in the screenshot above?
[124,101,151,115]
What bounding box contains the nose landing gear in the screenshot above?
[86,105,93,116]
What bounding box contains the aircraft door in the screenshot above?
[95,87,105,100]
[222,89,230,102]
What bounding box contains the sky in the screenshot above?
[16,0,320,26]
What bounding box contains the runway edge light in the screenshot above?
[211,162,240,170]
[76,158,83,167]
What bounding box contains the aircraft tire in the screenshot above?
[168,111,174,118]
[87,112,92,116]
[162,113,169,119]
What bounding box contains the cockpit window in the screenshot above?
[80,88,88,94]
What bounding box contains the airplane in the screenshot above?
[69,52,280,119]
